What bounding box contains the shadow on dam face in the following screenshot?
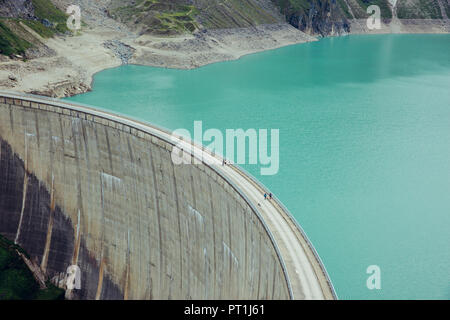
[0,93,294,300]
[0,139,123,299]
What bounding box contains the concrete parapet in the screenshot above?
[0,91,298,300]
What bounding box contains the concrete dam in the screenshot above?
[0,91,336,300]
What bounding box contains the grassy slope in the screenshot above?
[22,19,56,38]
[110,0,199,34]
[196,0,279,29]
[0,20,32,55]
[31,0,69,33]
[115,0,200,34]
[270,0,310,21]
[0,0,447,56]
[274,0,310,12]
[0,234,65,300]
[0,0,69,56]
[110,0,280,34]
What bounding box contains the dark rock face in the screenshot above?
[275,0,350,36]
[0,139,71,277]
[0,138,123,300]
[0,140,25,241]
[0,0,35,19]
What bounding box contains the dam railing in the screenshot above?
[226,165,338,300]
[162,121,338,299]
[172,134,338,299]
[0,90,302,299]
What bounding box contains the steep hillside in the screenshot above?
[31,0,69,33]
[0,0,68,57]
[397,0,445,19]
[108,0,201,35]
[351,0,392,18]
[0,0,34,19]
[188,0,283,28]
[0,234,65,300]
[106,0,354,36]
[0,0,449,98]
[107,0,283,35]
[1,0,449,53]
[106,0,450,37]
[0,20,32,56]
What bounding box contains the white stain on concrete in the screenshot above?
[188,204,204,227]
[223,242,239,267]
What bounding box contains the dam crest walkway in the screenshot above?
[0,90,336,300]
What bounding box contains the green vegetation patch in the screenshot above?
[200,0,278,29]
[271,0,311,23]
[273,0,356,21]
[111,0,279,32]
[155,4,199,34]
[274,0,311,12]
[22,19,55,38]
[0,20,32,56]
[0,234,65,300]
[31,0,69,33]
[0,0,71,56]
[111,0,199,35]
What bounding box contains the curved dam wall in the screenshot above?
[0,92,292,300]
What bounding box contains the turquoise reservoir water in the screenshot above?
[67,34,450,299]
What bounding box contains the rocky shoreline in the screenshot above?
[0,18,449,98]
[103,40,136,65]
[0,23,317,98]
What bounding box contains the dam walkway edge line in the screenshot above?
[0,90,336,300]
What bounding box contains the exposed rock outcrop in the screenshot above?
[103,40,135,65]
[1,0,449,98]
[0,0,35,19]
[273,0,350,36]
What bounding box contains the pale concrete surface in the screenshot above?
[166,132,336,300]
[0,91,336,300]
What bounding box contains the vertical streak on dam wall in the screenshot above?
[0,94,292,300]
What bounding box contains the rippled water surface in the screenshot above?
[67,34,450,299]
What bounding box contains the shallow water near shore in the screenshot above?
[67,34,450,299]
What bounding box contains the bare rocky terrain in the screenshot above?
[0,0,449,97]
[0,0,34,18]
